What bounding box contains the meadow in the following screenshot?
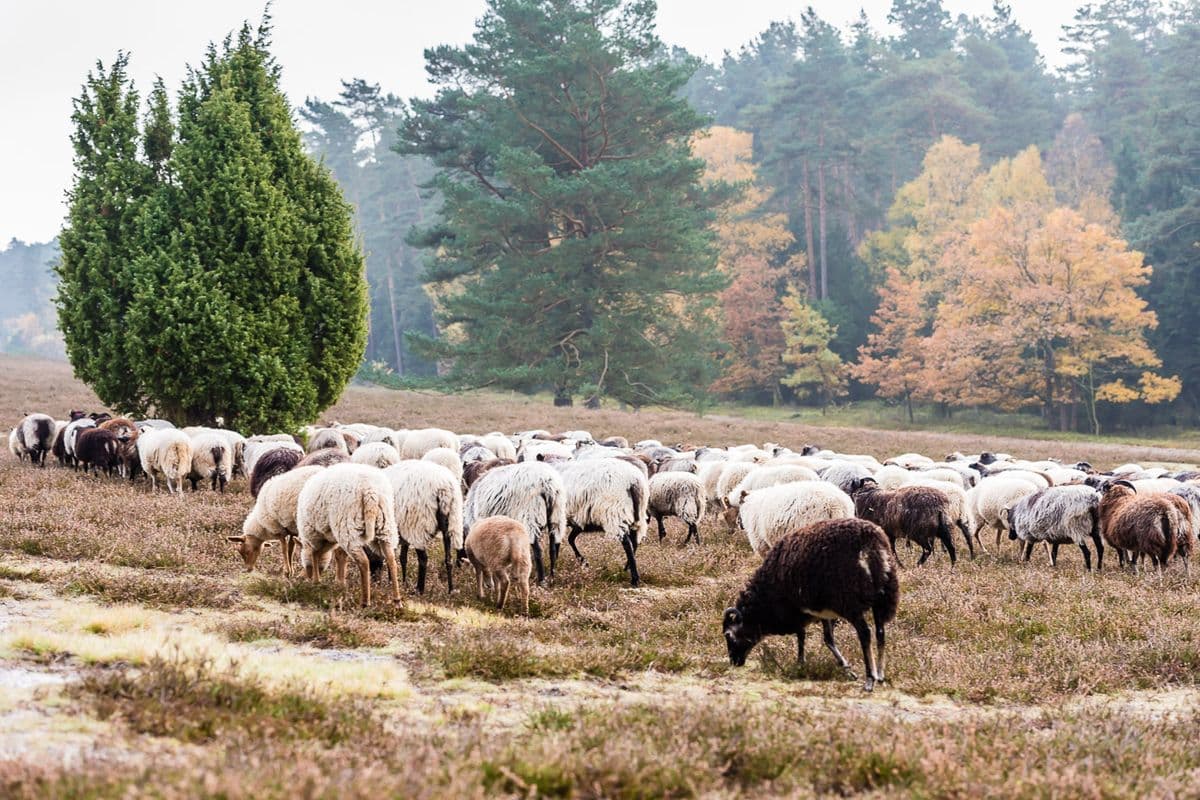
[2,354,1199,798]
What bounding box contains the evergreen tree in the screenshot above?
[400,0,724,408]
[59,24,367,430]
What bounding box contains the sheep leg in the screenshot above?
[873,615,887,683]
[497,574,510,610]
[531,540,546,584]
[333,549,348,587]
[348,546,371,608]
[685,522,700,545]
[1022,541,1035,562]
[568,526,587,566]
[1092,532,1104,571]
[379,540,401,603]
[821,619,854,676]
[283,536,296,576]
[795,624,807,667]
[1078,542,1092,572]
[621,533,640,588]
[400,542,409,587]
[937,519,957,565]
[850,615,877,692]
[1050,543,1060,566]
[442,529,454,594]
[916,543,933,567]
[549,539,559,578]
[656,514,667,542]
[957,521,975,559]
[519,573,530,615]
[475,566,485,599]
[416,549,428,594]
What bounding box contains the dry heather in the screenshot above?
[1,355,1199,797]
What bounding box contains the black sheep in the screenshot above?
[249,447,303,498]
[74,427,122,477]
[723,518,900,692]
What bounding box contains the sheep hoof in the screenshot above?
[842,667,858,680]
[862,678,875,692]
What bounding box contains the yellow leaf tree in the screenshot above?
[780,286,847,412]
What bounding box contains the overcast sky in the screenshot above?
[0,0,1079,246]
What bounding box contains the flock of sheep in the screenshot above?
[10,409,1200,690]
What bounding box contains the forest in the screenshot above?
[6,0,1199,433]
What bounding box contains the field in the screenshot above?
[2,354,1200,798]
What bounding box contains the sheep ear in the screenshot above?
[227,535,245,543]
[723,607,741,628]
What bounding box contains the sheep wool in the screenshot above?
[137,429,194,494]
[727,464,819,508]
[739,480,856,558]
[464,461,566,584]
[383,460,465,594]
[1007,485,1103,571]
[18,413,56,466]
[421,447,463,482]
[188,431,233,492]
[400,428,460,460]
[352,441,401,469]
[648,471,706,544]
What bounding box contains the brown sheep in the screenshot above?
[464,515,532,613]
[849,477,957,566]
[1099,480,1183,573]
[297,449,350,469]
[463,457,515,490]
[722,518,900,692]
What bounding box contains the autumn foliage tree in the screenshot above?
[780,286,847,411]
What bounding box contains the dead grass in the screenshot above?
[4,354,1200,797]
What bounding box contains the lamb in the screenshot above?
[464,515,532,613]
[1099,480,1182,573]
[723,518,899,692]
[307,428,349,455]
[230,466,324,573]
[382,460,465,594]
[849,478,957,566]
[248,445,304,498]
[400,427,459,460]
[1006,485,1104,571]
[421,447,463,483]
[555,459,649,586]
[18,413,55,466]
[187,431,233,492]
[297,463,401,607]
[463,462,566,584]
[351,441,401,469]
[648,471,706,544]
[137,429,194,494]
[738,481,856,557]
[968,477,1042,551]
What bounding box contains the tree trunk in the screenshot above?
[817,136,828,301]
[554,386,573,407]
[802,158,817,300]
[906,392,914,424]
[841,161,858,246]
[386,268,404,376]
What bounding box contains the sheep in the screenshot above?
[715,462,758,509]
[297,449,351,468]
[74,427,123,476]
[421,447,463,483]
[555,459,649,586]
[464,515,532,613]
[138,429,193,494]
[18,413,55,466]
[63,417,96,469]
[597,436,629,449]
[849,478,957,566]
[463,457,515,490]
[900,475,976,558]
[819,461,874,495]
[464,462,566,584]
[1006,485,1103,571]
[296,463,401,607]
[400,427,459,460]
[186,431,233,492]
[383,460,464,594]
[886,453,934,469]
[49,420,70,466]
[351,441,401,469]
[134,419,176,432]
[477,433,517,461]
[968,477,1042,551]
[460,445,497,464]
[231,466,324,573]
[727,464,819,508]
[98,416,140,479]
[244,439,304,479]
[249,445,304,498]
[1099,480,1182,573]
[307,428,349,455]
[699,460,729,513]
[1166,484,1200,541]
[738,481,857,558]
[648,471,706,544]
[723,518,899,692]
[8,427,27,462]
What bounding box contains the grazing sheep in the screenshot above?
[477,433,517,461]
[421,446,463,483]
[968,477,1042,551]
[727,464,819,508]
[98,417,140,479]
[307,428,349,455]
[818,461,873,494]
[297,463,401,607]
[699,460,729,513]
[464,515,532,613]
[231,466,324,573]
[49,420,69,466]
[738,481,856,558]
[400,427,460,460]
[1166,484,1200,541]
[849,478,957,566]
[723,518,899,692]
[463,457,516,490]
[297,449,350,468]
[598,436,629,449]
[187,431,233,492]
[74,427,122,476]
[464,462,566,584]
[137,429,194,494]
[555,459,649,587]
[1006,485,1103,571]
[901,476,976,558]
[460,445,497,464]
[383,461,464,594]
[18,413,55,466]
[1099,480,1181,573]
[244,438,303,477]
[134,419,176,432]
[9,427,27,462]
[648,471,706,544]
[715,461,758,508]
[248,445,304,498]
[352,441,401,469]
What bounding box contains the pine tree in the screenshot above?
[400,0,724,408]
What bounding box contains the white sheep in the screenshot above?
[738,481,856,558]
[18,413,56,466]
[477,433,517,461]
[421,446,463,483]
[230,466,324,573]
[187,430,233,492]
[137,429,193,494]
[648,471,706,544]
[726,464,819,508]
[715,461,757,508]
[400,427,459,460]
[555,459,649,586]
[383,460,464,594]
[819,461,874,494]
[967,477,1042,551]
[297,463,400,607]
[307,427,350,455]
[351,441,401,469]
[464,461,566,584]
[1007,485,1103,571]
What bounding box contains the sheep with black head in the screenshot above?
[849,477,957,566]
[722,518,899,692]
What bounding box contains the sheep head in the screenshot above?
[722,607,761,667]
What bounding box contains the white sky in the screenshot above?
[0,0,1079,246]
